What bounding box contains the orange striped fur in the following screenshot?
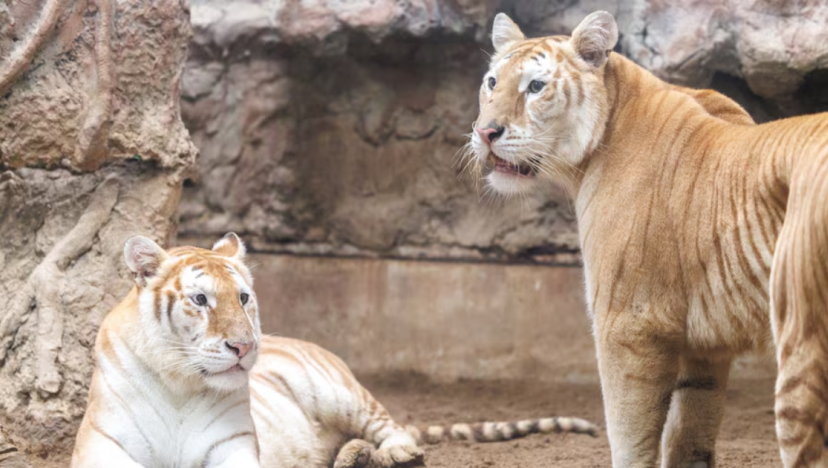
[72,233,262,468]
[466,11,828,468]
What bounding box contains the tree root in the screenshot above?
[0,177,119,395]
[74,0,115,171]
[0,0,69,98]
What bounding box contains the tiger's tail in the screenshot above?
[769,132,828,467]
[407,416,598,444]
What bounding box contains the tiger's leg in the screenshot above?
[333,439,374,468]
[291,343,423,467]
[365,413,423,467]
[348,386,423,468]
[597,327,680,467]
[661,355,732,468]
[771,205,828,467]
[70,424,145,468]
[204,434,260,468]
[333,415,421,468]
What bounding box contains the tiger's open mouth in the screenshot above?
[489,153,536,178]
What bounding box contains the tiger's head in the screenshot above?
[468,11,618,194]
[123,233,261,392]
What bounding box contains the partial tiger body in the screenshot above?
[249,336,422,468]
[250,336,599,467]
[580,92,786,356]
[470,11,828,468]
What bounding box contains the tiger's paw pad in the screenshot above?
[334,439,374,468]
[372,444,425,468]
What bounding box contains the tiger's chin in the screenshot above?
[482,152,539,195]
[201,364,250,392]
[486,169,539,195]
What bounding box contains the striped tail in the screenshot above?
[407,416,598,444]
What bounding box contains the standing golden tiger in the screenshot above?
[466,10,828,468]
[73,234,598,467]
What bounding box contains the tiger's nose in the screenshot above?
[475,125,505,143]
[225,341,253,359]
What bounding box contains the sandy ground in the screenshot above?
[28,376,779,468]
[363,375,781,468]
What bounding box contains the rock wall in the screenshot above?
[179,0,828,262]
[251,254,776,383]
[178,0,586,265]
[0,0,197,460]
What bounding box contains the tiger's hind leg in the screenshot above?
[349,389,423,467]
[334,439,374,468]
[661,355,732,468]
[333,436,423,468]
[370,431,424,468]
[771,190,828,468]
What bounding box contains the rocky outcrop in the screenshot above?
[179,0,828,262]
[616,0,828,118]
[179,0,581,265]
[0,0,196,460]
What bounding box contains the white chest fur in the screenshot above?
[73,334,259,468]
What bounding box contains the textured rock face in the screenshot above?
[180,0,581,264]
[616,0,828,117]
[180,0,828,261]
[0,1,195,171]
[0,0,196,459]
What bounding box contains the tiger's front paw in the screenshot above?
[371,442,424,468]
[334,439,374,468]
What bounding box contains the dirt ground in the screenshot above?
[363,375,781,468]
[27,375,779,468]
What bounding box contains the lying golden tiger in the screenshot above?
[467,9,828,468]
[72,234,597,468]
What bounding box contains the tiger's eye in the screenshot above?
[240,293,249,305]
[193,294,207,306]
[528,80,546,93]
[487,77,496,90]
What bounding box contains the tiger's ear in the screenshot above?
[571,11,618,68]
[492,13,525,53]
[124,236,168,287]
[212,232,245,260]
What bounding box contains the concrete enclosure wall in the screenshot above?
[248,254,777,382]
